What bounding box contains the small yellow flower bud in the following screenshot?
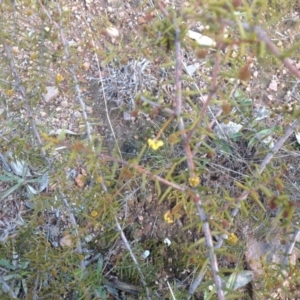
[164,210,174,224]
[56,73,64,83]
[6,89,14,96]
[90,210,99,218]
[227,233,238,245]
[189,176,200,187]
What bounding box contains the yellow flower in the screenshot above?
[227,233,238,245]
[95,175,103,183]
[147,138,164,150]
[164,203,183,224]
[189,176,200,187]
[164,210,174,224]
[90,210,99,218]
[6,89,14,96]
[56,73,64,83]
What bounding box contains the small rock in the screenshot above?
[268,80,277,91]
[137,16,145,25]
[185,63,200,76]
[74,111,81,118]
[106,27,119,37]
[82,61,90,71]
[123,111,131,121]
[68,40,77,47]
[119,11,126,18]
[142,250,150,259]
[40,111,47,118]
[12,46,20,54]
[86,106,93,114]
[43,86,59,102]
[84,234,95,243]
[231,51,238,58]
[164,238,172,247]
[187,30,216,47]
[61,100,68,107]
[111,38,118,45]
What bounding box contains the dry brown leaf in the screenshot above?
[60,234,73,247]
[238,64,251,81]
[222,101,231,115]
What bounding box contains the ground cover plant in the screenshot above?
[1,0,300,299]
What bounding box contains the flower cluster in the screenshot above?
[147,138,164,150]
[227,233,238,245]
[164,210,174,224]
[56,73,64,83]
[188,176,200,187]
[90,210,99,218]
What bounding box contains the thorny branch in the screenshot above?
[146,14,225,298]
[172,20,225,299]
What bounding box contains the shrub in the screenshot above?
[1,0,300,299]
